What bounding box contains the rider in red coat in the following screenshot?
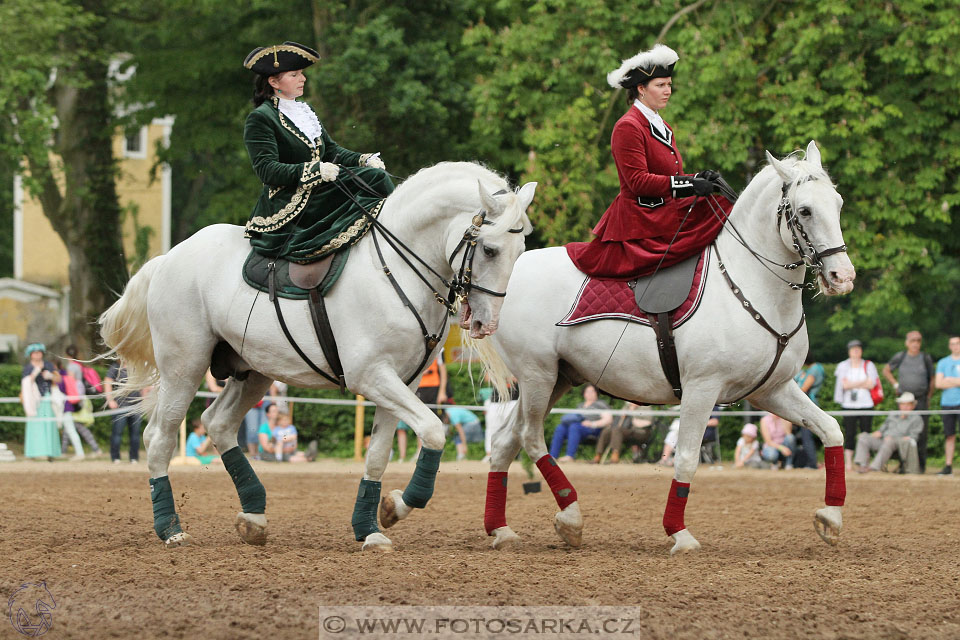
[567,44,732,279]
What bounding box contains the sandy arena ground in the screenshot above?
[2,459,959,639]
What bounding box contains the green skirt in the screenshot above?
[24,395,61,459]
[249,167,395,263]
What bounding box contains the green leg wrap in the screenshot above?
[402,447,442,509]
[150,476,183,541]
[351,479,381,541]
[222,446,266,514]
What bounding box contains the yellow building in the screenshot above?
[1,117,172,362]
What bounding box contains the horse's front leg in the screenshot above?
[203,372,274,545]
[357,372,447,542]
[351,408,399,552]
[751,383,845,546]
[664,391,720,555]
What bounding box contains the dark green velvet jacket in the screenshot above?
[243,96,394,262]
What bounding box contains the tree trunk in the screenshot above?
[30,39,129,353]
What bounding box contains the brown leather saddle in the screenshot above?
[628,251,702,400]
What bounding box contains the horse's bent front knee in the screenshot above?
[811,415,843,448]
[674,449,699,483]
[418,420,446,451]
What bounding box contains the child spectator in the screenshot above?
[54,359,85,460]
[443,404,484,461]
[760,412,796,469]
[735,423,763,468]
[257,403,280,460]
[267,411,316,463]
[185,419,221,465]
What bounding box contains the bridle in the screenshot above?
[775,177,848,279]
[334,170,523,383]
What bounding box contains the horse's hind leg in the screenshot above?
[203,372,273,545]
[751,383,845,546]
[145,372,207,547]
[352,408,398,552]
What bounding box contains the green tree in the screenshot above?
[0,0,132,350]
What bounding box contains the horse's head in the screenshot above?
[455,181,537,338]
[765,140,855,296]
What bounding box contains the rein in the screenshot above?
[331,168,522,384]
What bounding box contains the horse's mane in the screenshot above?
[382,162,527,236]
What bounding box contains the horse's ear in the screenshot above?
[805,140,822,168]
[765,150,797,183]
[478,181,503,217]
[516,182,538,213]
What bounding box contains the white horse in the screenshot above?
[99,161,536,551]
[467,141,854,554]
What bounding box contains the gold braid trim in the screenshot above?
[243,44,320,70]
[244,186,312,235]
[301,199,384,260]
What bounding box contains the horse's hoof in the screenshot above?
[491,526,521,550]
[814,506,842,546]
[235,512,268,546]
[669,528,701,555]
[553,502,583,548]
[164,532,193,548]
[379,489,411,529]
[361,532,394,553]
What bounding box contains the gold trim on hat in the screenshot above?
[244,44,320,70]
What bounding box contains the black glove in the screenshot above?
[695,170,721,183]
[671,175,714,198]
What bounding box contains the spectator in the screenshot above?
[443,405,484,461]
[54,359,85,460]
[482,376,519,464]
[658,418,680,466]
[62,346,105,458]
[185,419,221,465]
[834,339,879,471]
[735,423,764,469]
[592,402,653,464]
[550,384,612,462]
[935,335,960,475]
[760,412,796,469]
[256,403,280,460]
[105,360,142,464]
[882,331,936,472]
[242,394,269,459]
[854,391,923,474]
[794,350,826,469]
[269,411,316,463]
[396,352,447,462]
[19,343,61,461]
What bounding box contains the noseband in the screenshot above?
[446,209,524,307]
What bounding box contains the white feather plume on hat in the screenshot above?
[607,44,680,88]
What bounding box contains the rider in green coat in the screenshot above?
[242,41,394,263]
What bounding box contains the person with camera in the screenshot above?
[19,343,62,460]
[834,339,879,471]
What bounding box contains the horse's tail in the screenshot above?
[460,332,515,402]
[98,255,165,417]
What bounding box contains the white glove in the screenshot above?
[318,162,339,182]
[365,154,386,170]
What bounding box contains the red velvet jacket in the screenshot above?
[567,105,730,279]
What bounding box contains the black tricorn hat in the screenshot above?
[243,41,320,75]
[607,44,679,89]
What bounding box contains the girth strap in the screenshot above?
[308,287,346,393]
[269,262,343,388]
[649,312,683,400]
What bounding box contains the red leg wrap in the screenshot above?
[484,472,509,535]
[663,479,690,536]
[536,455,578,510]
[824,445,846,506]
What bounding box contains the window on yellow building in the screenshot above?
[124,127,147,159]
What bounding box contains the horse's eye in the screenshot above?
[482,245,498,258]
[798,206,812,217]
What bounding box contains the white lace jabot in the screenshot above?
[277,97,322,144]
